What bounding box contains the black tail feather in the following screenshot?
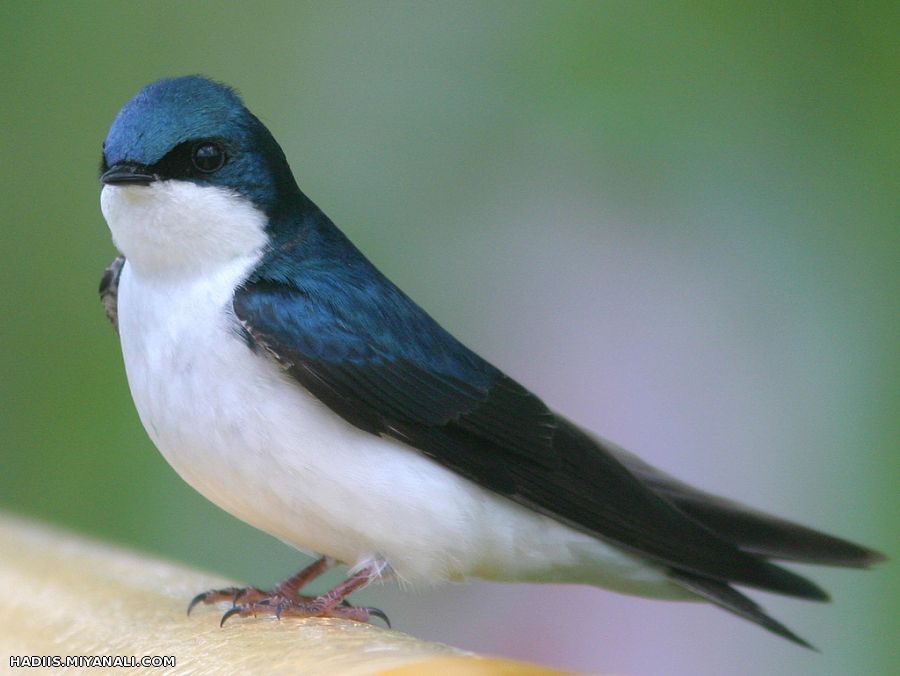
[670,570,817,650]
[744,558,830,601]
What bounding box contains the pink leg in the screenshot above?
[274,556,337,599]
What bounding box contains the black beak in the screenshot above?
[101,163,156,186]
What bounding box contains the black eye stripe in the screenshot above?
[146,139,229,180]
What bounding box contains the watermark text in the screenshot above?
[10,655,176,668]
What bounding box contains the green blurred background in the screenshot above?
[1,2,896,674]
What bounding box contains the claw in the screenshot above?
[220,606,244,627]
[365,607,391,628]
[188,586,245,615]
[187,592,207,616]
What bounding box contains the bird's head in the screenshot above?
[100,76,300,275]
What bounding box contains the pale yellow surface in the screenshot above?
[382,656,574,675]
[0,513,571,675]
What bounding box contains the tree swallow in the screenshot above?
[98,76,883,647]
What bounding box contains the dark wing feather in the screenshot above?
[232,253,831,601]
[99,256,126,333]
[606,441,885,567]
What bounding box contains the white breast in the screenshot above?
[103,181,684,598]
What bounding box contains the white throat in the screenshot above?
[100,181,268,278]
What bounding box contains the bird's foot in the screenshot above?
[187,556,389,627]
[218,596,390,626]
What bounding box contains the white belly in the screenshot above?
[116,257,684,597]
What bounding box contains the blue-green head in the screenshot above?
[101,76,300,217]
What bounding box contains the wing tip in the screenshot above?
[854,547,888,568]
[742,533,888,570]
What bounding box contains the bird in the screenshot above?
[98,75,883,648]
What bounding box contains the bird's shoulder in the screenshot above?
[232,234,558,463]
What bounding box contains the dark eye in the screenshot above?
[191,141,226,173]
